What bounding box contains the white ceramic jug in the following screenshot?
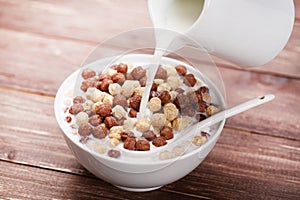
[148,0,295,67]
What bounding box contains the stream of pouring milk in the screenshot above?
[139,0,204,116]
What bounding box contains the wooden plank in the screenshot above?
[0,162,198,200]
[0,89,299,199]
[0,0,299,78]
[165,128,300,199]
[219,67,300,140]
[0,0,152,43]
[0,27,299,138]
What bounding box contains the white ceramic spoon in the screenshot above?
[121,94,275,157]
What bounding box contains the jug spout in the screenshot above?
[148,0,295,67]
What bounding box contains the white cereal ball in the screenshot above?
[83,100,94,110]
[157,83,171,92]
[108,83,122,95]
[167,76,180,90]
[112,105,127,119]
[151,113,166,127]
[102,93,114,105]
[86,87,96,100]
[106,68,118,76]
[159,150,175,160]
[165,64,178,77]
[75,111,89,126]
[121,81,135,98]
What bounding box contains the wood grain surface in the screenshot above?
[0,0,299,199]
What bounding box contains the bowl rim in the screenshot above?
[54,53,226,165]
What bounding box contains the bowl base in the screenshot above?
[114,185,162,192]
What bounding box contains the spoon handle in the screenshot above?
[194,94,275,131]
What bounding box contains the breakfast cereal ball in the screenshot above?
[172,146,185,156]
[95,103,112,117]
[83,100,94,110]
[152,136,167,147]
[163,103,178,121]
[73,96,85,104]
[136,140,150,151]
[158,91,171,105]
[183,74,197,87]
[142,130,156,141]
[114,63,128,74]
[202,93,212,103]
[108,83,122,95]
[160,126,174,140]
[80,79,95,92]
[136,118,151,132]
[75,112,89,126]
[167,76,180,90]
[109,138,120,147]
[172,117,191,131]
[124,138,136,150]
[159,150,175,160]
[155,67,167,79]
[98,79,113,92]
[111,73,125,84]
[121,80,135,97]
[86,139,106,154]
[109,126,123,139]
[81,68,96,79]
[206,105,220,116]
[112,105,127,120]
[129,95,142,111]
[113,94,127,107]
[121,131,136,142]
[157,83,171,93]
[151,113,166,127]
[148,97,161,112]
[88,87,105,102]
[169,91,178,102]
[69,104,84,115]
[123,119,136,131]
[193,135,207,146]
[106,68,118,76]
[88,114,102,126]
[104,116,118,129]
[103,93,114,105]
[198,86,209,94]
[154,79,164,85]
[128,109,137,118]
[164,64,177,77]
[175,65,187,76]
[197,101,207,113]
[92,125,108,139]
[131,66,146,80]
[134,87,145,96]
[108,149,121,158]
[78,124,93,136]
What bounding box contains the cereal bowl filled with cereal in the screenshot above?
[55,52,225,192]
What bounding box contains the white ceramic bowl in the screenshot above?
[54,54,226,192]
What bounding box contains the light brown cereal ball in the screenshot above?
[193,136,207,146]
[172,117,191,131]
[163,103,179,121]
[206,105,220,116]
[148,97,161,112]
[159,150,175,160]
[136,118,151,132]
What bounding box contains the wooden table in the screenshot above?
[1,1,299,199]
